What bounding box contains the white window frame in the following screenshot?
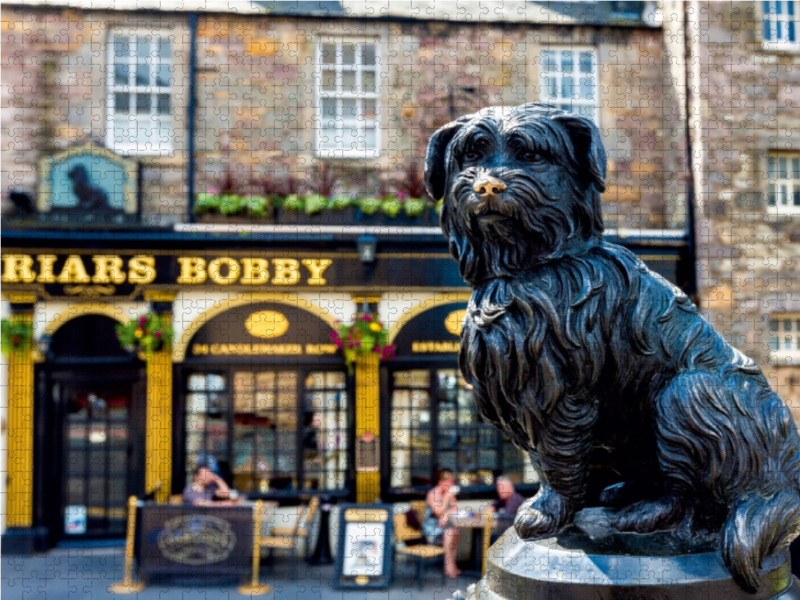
[761,1,800,47]
[106,28,174,155]
[767,153,800,213]
[315,40,381,158]
[769,315,800,363]
[539,46,599,123]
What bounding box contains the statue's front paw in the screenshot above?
[514,489,572,540]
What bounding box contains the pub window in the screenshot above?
[389,368,538,495]
[317,41,381,157]
[767,154,800,213]
[762,1,799,46]
[184,368,348,495]
[539,48,598,122]
[106,30,174,154]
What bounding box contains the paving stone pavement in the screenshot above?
[2,548,479,600]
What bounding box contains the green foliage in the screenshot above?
[245,196,271,217]
[358,197,381,216]
[1,317,33,355]
[195,193,222,214]
[329,196,353,211]
[404,197,427,217]
[115,314,174,357]
[281,194,305,212]
[381,196,402,218]
[329,314,396,373]
[303,194,328,215]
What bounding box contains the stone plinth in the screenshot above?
[468,508,800,600]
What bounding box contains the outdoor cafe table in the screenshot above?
[136,500,278,580]
[448,512,489,576]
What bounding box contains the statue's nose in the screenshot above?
[472,175,507,201]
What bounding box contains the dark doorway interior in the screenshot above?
[37,315,145,547]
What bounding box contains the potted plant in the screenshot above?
[115,314,174,357]
[329,314,396,373]
[1,316,33,355]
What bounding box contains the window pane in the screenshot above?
[157,94,170,114]
[366,128,376,149]
[362,70,376,93]
[342,71,356,92]
[115,93,130,114]
[342,43,356,64]
[114,63,129,86]
[114,36,131,58]
[362,44,376,65]
[156,65,172,87]
[580,76,595,100]
[580,51,593,73]
[562,75,574,99]
[136,93,151,114]
[321,70,337,91]
[342,99,357,118]
[322,43,337,64]
[136,36,151,58]
[561,50,573,72]
[135,63,150,86]
[541,50,554,70]
[157,38,171,58]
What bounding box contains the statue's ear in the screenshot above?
[424,117,469,201]
[552,114,607,193]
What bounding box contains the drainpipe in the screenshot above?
[187,12,198,223]
[683,0,700,302]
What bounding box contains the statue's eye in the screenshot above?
[519,151,545,163]
[463,149,482,162]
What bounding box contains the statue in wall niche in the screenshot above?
[425,103,800,593]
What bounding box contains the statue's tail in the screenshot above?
[722,488,800,593]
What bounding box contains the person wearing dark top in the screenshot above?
[490,476,525,515]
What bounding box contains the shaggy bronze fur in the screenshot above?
[426,103,800,593]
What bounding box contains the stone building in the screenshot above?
[1,0,701,554]
[665,1,800,417]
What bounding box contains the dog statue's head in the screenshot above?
[425,103,607,284]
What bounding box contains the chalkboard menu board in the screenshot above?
[334,504,394,589]
[136,504,253,578]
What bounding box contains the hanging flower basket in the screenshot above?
[1,317,33,355]
[329,314,396,373]
[115,314,173,357]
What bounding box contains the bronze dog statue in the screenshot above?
[425,103,800,593]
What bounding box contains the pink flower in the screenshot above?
[154,331,162,339]
[208,188,218,195]
[362,314,372,322]
[396,191,407,201]
[139,316,147,325]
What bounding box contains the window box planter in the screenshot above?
[354,210,438,227]
[196,213,276,225]
[276,208,356,225]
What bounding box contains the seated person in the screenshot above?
[422,470,461,578]
[489,476,525,516]
[183,466,239,506]
[487,476,525,541]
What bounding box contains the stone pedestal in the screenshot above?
[468,508,800,600]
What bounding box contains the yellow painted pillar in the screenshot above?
[6,310,34,528]
[355,352,380,503]
[143,291,174,504]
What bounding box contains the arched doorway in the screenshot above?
[383,303,538,501]
[175,302,352,501]
[37,314,145,546]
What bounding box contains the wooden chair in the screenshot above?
[271,496,320,560]
[260,504,304,577]
[393,513,444,588]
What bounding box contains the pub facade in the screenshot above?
[1,1,694,552]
